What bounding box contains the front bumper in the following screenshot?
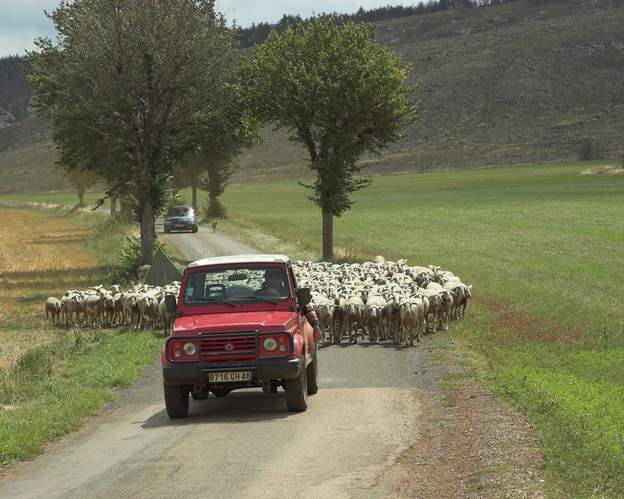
[165,222,197,231]
[162,356,304,386]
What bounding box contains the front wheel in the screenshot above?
[164,384,190,419]
[306,350,319,395]
[285,365,308,412]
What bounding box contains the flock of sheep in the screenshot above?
[44,256,472,346]
[45,282,181,333]
[295,257,472,346]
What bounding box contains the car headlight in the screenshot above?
[182,342,196,355]
[263,337,277,352]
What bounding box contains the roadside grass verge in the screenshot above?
[0,207,156,467]
[453,305,624,496]
[0,328,163,464]
[217,161,624,497]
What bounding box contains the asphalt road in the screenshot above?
[160,221,259,261]
[0,225,431,499]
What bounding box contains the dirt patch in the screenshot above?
[475,296,583,346]
[367,338,547,498]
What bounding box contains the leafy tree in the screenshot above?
[248,17,415,260]
[65,168,98,208]
[26,0,240,264]
[175,155,236,219]
[173,60,258,215]
[173,160,203,213]
[199,159,236,218]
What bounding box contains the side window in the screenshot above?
[186,273,205,301]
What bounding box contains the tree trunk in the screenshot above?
[191,182,198,213]
[322,205,333,261]
[140,200,155,265]
[77,188,85,208]
[208,191,225,218]
[120,199,133,222]
[208,192,217,216]
[110,195,118,217]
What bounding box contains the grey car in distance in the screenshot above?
[164,206,198,233]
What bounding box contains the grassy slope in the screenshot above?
[2,0,624,190]
[237,0,624,178]
[215,161,624,497]
[0,208,162,466]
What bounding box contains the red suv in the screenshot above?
[162,254,318,418]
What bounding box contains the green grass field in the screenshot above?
[3,160,623,495]
[215,160,624,497]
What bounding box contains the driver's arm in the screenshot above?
[303,304,322,342]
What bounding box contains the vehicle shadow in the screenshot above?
[141,390,293,428]
[321,341,414,351]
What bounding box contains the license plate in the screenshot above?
[175,224,185,228]
[208,371,252,383]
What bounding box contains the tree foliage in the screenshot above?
[200,159,236,218]
[174,56,258,214]
[65,168,98,208]
[248,17,415,260]
[26,0,242,264]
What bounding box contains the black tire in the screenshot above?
[164,384,190,419]
[306,350,319,395]
[285,365,308,412]
[164,228,170,234]
[192,227,198,233]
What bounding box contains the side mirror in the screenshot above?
[296,288,312,307]
[165,294,177,315]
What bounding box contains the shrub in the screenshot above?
[203,196,227,220]
[108,236,165,284]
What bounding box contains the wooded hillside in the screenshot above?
[1,0,623,190]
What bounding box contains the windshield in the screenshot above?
[184,266,290,306]
[167,206,193,217]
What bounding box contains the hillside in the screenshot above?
[0,56,31,123]
[236,0,624,179]
[1,0,624,190]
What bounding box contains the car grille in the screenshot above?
[200,333,257,362]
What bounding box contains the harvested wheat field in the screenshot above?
[0,208,103,372]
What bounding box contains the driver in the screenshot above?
[257,269,287,297]
[257,269,323,342]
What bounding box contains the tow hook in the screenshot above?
[261,380,279,393]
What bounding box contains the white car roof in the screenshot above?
[187,254,291,269]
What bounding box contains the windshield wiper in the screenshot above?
[232,295,281,304]
[194,299,237,307]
